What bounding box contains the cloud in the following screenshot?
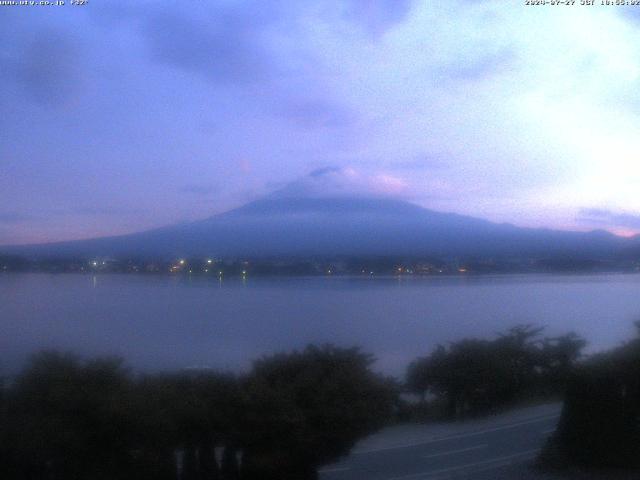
[94,0,414,99]
[91,0,361,133]
[0,18,82,106]
[309,166,342,177]
[578,209,640,230]
[273,166,410,199]
[71,207,145,216]
[370,154,453,172]
[279,100,355,129]
[140,6,272,86]
[0,213,31,224]
[445,49,516,81]
[87,1,284,86]
[344,0,415,37]
[34,207,145,218]
[179,184,218,196]
[617,7,640,24]
[6,0,640,245]
[121,0,416,84]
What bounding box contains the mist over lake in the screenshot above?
[2,273,639,377]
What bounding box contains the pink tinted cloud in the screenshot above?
[294,167,411,199]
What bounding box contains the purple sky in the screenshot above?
[2,1,640,245]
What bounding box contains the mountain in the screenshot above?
[1,193,636,261]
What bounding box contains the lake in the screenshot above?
[2,273,640,377]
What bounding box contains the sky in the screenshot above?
[2,0,640,245]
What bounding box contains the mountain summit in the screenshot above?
[1,190,634,260]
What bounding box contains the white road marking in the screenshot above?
[541,428,556,434]
[386,448,539,480]
[354,413,559,455]
[421,444,487,459]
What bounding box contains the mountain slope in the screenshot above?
[1,195,634,260]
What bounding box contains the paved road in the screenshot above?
[320,403,561,480]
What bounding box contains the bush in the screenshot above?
[406,325,585,419]
[547,325,640,469]
[0,345,397,480]
[1,351,135,480]
[241,345,397,480]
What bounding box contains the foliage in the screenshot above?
[547,324,640,469]
[241,345,397,479]
[1,351,135,480]
[406,325,586,418]
[0,345,396,480]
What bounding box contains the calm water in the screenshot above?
[2,273,640,377]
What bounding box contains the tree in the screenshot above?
[132,370,243,480]
[549,326,640,469]
[539,332,587,394]
[406,325,584,419]
[2,351,135,480]
[240,345,397,480]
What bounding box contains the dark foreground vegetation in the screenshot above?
[540,322,640,472]
[405,325,586,419]
[0,346,396,480]
[2,323,638,478]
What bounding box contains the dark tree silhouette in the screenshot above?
[538,332,587,395]
[1,351,135,480]
[546,323,640,469]
[133,370,243,480]
[406,325,586,419]
[240,345,397,480]
[0,345,397,480]
[220,446,241,480]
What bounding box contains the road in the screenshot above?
[319,403,561,480]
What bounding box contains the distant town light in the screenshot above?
[207,259,212,264]
[179,259,185,265]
